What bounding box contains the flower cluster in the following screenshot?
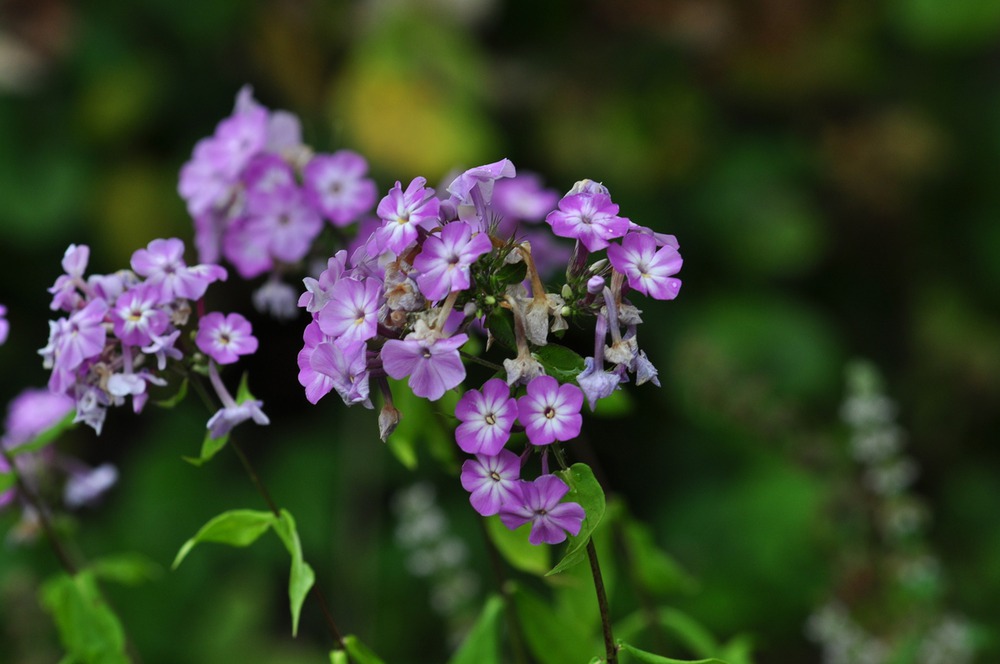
[294,156,683,545]
[179,86,377,320]
[39,238,265,438]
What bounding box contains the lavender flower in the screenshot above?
[413,222,492,302]
[310,341,372,408]
[304,151,377,226]
[375,177,441,255]
[607,231,683,300]
[499,475,585,545]
[317,277,382,346]
[454,378,517,455]
[131,238,227,304]
[460,450,522,517]
[196,312,258,365]
[381,333,468,401]
[517,375,584,446]
[0,304,7,346]
[546,191,629,252]
[111,283,170,347]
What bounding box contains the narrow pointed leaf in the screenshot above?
[343,635,387,664]
[272,509,316,637]
[172,509,275,569]
[9,412,75,457]
[183,373,254,466]
[617,641,728,664]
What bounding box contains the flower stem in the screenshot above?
[587,538,617,664]
[459,350,504,372]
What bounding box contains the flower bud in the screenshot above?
[587,275,605,294]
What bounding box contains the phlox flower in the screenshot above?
[516,375,583,446]
[499,474,585,545]
[414,222,492,301]
[207,401,270,440]
[309,340,372,408]
[454,378,517,455]
[546,192,629,252]
[244,191,323,264]
[196,312,258,365]
[606,232,682,300]
[317,277,382,346]
[304,151,377,226]
[491,173,560,224]
[375,177,441,255]
[381,333,468,401]
[112,283,169,347]
[131,238,227,304]
[0,305,7,346]
[460,450,522,516]
[53,299,109,374]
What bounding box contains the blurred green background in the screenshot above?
[2,0,1000,662]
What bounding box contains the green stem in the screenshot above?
[587,538,617,664]
[460,351,504,373]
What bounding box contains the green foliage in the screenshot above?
[548,463,607,576]
[386,379,461,471]
[447,594,504,664]
[40,571,129,664]
[172,508,316,636]
[153,379,189,409]
[342,635,387,664]
[485,308,517,351]
[485,515,551,576]
[617,641,728,664]
[87,553,162,587]
[620,518,696,596]
[7,412,75,458]
[513,583,598,664]
[535,344,587,383]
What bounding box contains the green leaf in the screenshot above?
[547,463,607,576]
[329,650,349,664]
[153,378,188,409]
[183,373,254,467]
[534,344,586,383]
[0,469,15,495]
[40,571,129,664]
[494,260,527,289]
[9,411,75,457]
[718,635,754,664]
[448,594,504,664]
[272,509,317,637]
[385,379,461,472]
[621,518,696,596]
[617,641,728,664]
[513,584,598,664]
[591,388,633,417]
[172,509,276,569]
[485,515,551,576]
[485,308,517,351]
[87,553,162,586]
[343,634,387,664]
[652,608,719,658]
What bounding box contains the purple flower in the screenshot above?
[492,173,560,223]
[381,333,468,401]
[179,138,236,218]
[375,177,441,254]
[222,218,274,279]
[299,251,348,313]
[606,232,683,300]
[546,192,629,252]
[0,304,7,346]
[242,153,298,216]
[297,321,336,404]
[203,104,268,179]
[207,401,270,439]
[460,450,522,516]
[446,158,516,223]
[576,357,621,411]
[48,244,90,312]
[64,463,118,508]
[317,277,382,346]
[54,299,109,373]
[517,375,583,446]
[3,388,74,449]
[131,238,227,304]
[244,190,323,264]
[414,222,492,301]
[499,474,585,545]
[111,283,169,347]
[304,151,377,226]
[454,378,517,455]
[309,340,372,408]
[196,312,258,365]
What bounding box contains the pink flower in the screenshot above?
[381,333,468,401]
[607,232,683,300]
[196,312,258,365]
[499,474,585,545]
[304,151,377,226]
[375,177,441,254]
[414,222,492,301]
[460,450,522,517]
[454,378,517,455]
[517,375,583,446]
[545,192,629,252]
